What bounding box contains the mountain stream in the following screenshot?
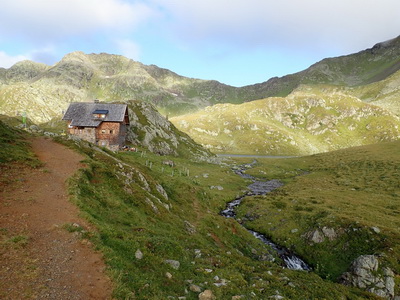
[220,161,310,271]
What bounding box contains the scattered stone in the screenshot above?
[145,198,159,214]
[184,221,196,235]
[204,269,213,273]
[164,260,180,270]
[321,227,337,240]
[162,160,175,167]
[194,249,202,258]
[198,289,216,300]
[371,226,381,234]
[307,229,325,243]
[269,295,284,299]
[210,185,224,191]
[166,272,173,279]
[202,173,209,178]
[156,183,169,200]
[232,296,244,300]
[291,228,298,233]
[213,278,228,287]
[135,249,143,260]
[190,284,202,293]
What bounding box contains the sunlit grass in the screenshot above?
[236,140,400,280]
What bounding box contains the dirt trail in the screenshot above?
[0,137,113,299]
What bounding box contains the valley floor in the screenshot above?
[0,137,113,299]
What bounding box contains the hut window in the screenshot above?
[93,110,109,119]
[101,129,106,134]
[110,130,113,134]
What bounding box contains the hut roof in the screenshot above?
[63,102,128,127]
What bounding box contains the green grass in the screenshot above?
[235,140,400,282]
[170,88,400,156]
[58,137,380,299]
[0,120,40,167]
[0,122,388,298]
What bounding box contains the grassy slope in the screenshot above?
[0,121,382,299]
[1,37,399,124]
[58,137,378,299]
[351,70,400,115]
[170,87,400,155]
[241,36,400,99]
[235,140,400,284]
[0,119,38,166]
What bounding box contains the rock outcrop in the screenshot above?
[341,255,395,299]
[126,100,212,159]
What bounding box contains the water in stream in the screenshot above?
[221,162,311,271]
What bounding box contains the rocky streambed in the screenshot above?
[221,161,310,271]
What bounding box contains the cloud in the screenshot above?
[150,0,400,53]
[115,39,141,60]
[0,52,29,68]
[0,0,155,43]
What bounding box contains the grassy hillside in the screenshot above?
[235,140,400,289]
[241,36,400,98]
[0,36,399,124]
[0,119,38,166]
[58,136,379,299]
[171,87,400,155]
[0,52,242,123]
[351,69,400,115]
[1,121,394,298]
[126,100,212,159]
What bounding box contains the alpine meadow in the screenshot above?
[0,35,399,299]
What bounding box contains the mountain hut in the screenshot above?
[62,101,130,151]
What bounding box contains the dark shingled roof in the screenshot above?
[63,102,128,127]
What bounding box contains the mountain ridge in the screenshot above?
[0,36,399,126]
[241,35,400,98]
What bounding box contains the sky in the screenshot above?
[0,0,399,87]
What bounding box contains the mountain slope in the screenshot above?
[350,68,400,115]
[0,36,399,124]
[0,52,243,123]
[241,36,400,98]
[171,87,400,155]
[125,100,212,159]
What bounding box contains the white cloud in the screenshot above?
[115,39,141,60]
[0,0,155,42]
[150,0,400,53]
[0,52,29,68]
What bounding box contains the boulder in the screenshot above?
[321,227,337,240]
[164,259,180,270]
[184,221,196,235]
[135,249,143,260]
[308,229,325,243]
[199,290,216,300]
[341,255,395,299]
[190,284,202,293]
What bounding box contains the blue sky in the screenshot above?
[0,0,399,87]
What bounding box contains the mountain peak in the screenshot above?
[371,35,400,50]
